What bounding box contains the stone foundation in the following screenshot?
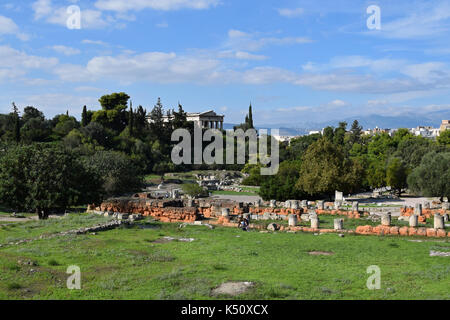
[355,225,449,237]
[91,198,449,238]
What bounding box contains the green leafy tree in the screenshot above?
[20,118,52,143]
[181,183,208,198]
[366,159,386,189]
[437,130,450,146]
[407,151,450,201]
[22,106,44,123]
[53,114,79,138]
[296,138,360,198]
[259,160,305,201]
[149,98,165,139]
[63,129,83,149]
[80,122,114,148]
[0,144,102,219]
[241,164,263,186]
[92,93,129,133]
[349,120,362,145]
[285,133,321,161]
[98,92,130,111]
[386,157,408,196]
[172,103,189,130]
[333,121,347,146]
[82,150,144,198]
[393,135,436,169]
[323,126,334,141]
[134,105,148,136]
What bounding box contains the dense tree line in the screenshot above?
[0,93,261,218]
[255,120,450,201]
[0,93,192,218]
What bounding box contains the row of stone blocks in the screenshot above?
[268,199,362,211]
[90,210,143,221]
[401,202,450,216]
[381,212,448,229]
[286,214,344,230]
[286,212,448,231]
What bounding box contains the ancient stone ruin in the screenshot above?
[87,195,450,238]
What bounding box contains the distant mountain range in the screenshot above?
[223,109,450,136]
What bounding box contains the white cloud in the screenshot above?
[53,51,221,84]
[74,86,104,92]
[277,8,304,18]
[218,50,268,61]
[277,106,311,112]
[275,100,349,115]
[44,48,450,95]
[329,99,348,107]
[0,46,58,84]
[226,29,313,51]
[297,56,450,94]
[0,15,29,40]
[371,1,450,39]
[51,45,81,56]
[32,0,52,20]
[156,22,169,28]
[401,62,449,84]
[82,39,108,46]
[94,0,220,12]
[53,63,93,82]
[0,45,57,70]
[329,56,405,73]
[240,67,297,85]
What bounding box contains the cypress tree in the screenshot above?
[129,102,134,136]
[12,102,20,143]
[248,103,254,129]
[81,105,88,127]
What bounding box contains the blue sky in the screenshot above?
[1,0,450,125]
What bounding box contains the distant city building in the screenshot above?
[410,126,440,138]
[361,121,448,139]
[440,120,450,133]
[155,110,225,129]
[272,135,295,144]
[362,126,392,136]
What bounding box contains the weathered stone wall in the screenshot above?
[94,199,198,223]
[400,207,448,219]
[355,225,449,237]
[249,207,302,216]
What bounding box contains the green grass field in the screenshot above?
[0,214,449,300]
